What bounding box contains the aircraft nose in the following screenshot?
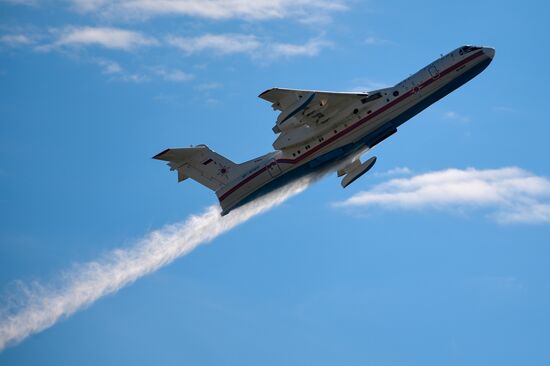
[483,47,496,59]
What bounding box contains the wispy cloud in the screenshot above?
[269,38,332,57]
[195,82,223,91]
[167,33,332,59]
[1,0,38,6]
[6,30,297,83]
[167,33,260,55]
[443,111,471,123]
[93,58,122,74]
[335,167,550,224]
[9,28,331,59]
[152,66,194,82]
[116,72,150,83]
[193,82,223,105]
[374,167,412,177]
[93,59,190,83]
[0,34,34,47]
[3,28,332,82]
[68,0,347,21]
[44,26,158,51]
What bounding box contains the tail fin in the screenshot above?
[153,144,239,191]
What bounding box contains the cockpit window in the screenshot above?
[459,46,482,55]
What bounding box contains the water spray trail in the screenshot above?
[0,173,319,351]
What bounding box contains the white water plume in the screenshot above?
[0,173,320,351]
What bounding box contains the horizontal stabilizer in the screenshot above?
[153,148,194,162]
[153,145,239,191]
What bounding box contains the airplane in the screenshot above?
[154,45,495,215]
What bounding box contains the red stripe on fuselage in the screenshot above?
[219,51,484,202]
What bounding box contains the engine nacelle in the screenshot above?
[272,92,319,133]
[273,125,314,150]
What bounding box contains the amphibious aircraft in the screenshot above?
[154,45,495,215]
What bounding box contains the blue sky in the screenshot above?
[1,0,549,365]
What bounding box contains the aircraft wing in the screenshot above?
[259,88,369,109]
[258,87,385,150]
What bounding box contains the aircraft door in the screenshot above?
[428,64,440,80]
[266,159,282,178]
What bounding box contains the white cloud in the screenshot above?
[0,34,34,46]
[167,33,331,59]
[116,73,150,83]
[152,67,193,82]
[3,29,331,81]
[94,59,191,83]
[4,27,157,53]
[68,0,347,21]
[50,26,158,51]
[269,38,332,57]
[443,110,471,123]
[1,0,38,6]
[196,82,223,91]
[374,167,412,177]
[167,33,260,55]
[92,64,192,83]
[93,58,122,74]
[335,167,550,224]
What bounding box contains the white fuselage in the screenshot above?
[217,46,495,214]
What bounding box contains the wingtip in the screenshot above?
[152,148,170,160]
[258,88,275,98]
